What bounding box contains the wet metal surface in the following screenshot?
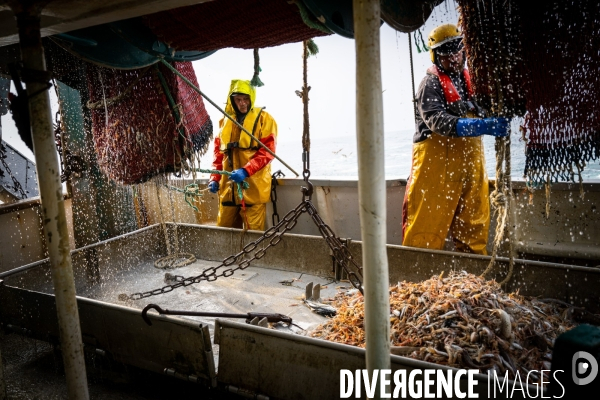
[81,259,337,335]
[3,223,599,399]
[1,259,338,399]
[0,332,236,400]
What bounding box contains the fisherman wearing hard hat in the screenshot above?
[402,23,510,254]
[208,79,278,230]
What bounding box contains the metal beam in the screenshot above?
[353,0,391,397]
[10,2,90,398]
[0,1,213,47]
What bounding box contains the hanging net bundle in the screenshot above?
[142,0,330,51]
[160,62,214,156]
[86,62,213,184]
[458,0,600,184]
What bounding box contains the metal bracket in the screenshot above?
[83,343,106,357]
[248,316,269,328]
[304,282,321,302]
[301,180,314,200]
[226,385,270,400]
[164,368,201,384]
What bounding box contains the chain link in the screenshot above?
[301,151,313,200]
[0,110,75,198]
[127,201,307,300]
[305,201,364,292]
[0,143,28,199]
[53,110,67,182]
[126,199,364,300]
[270,170,284,225]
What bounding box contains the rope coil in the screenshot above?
[161,168,250,212]
[481,132,515,286]
[165,183,205,212]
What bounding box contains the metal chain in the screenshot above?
[123,39,365,301]
[125,199,364,301]
[53,107,85,183]
[270,170,285,225]
[53,110,68,183]
[0,143,27,199]
[302,150,312,200]
[299,40,313,201]
[305,201,363,292]
[125,200,307,300]
[408,32,418,121]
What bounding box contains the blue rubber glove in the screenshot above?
[456,117,510,138]
[229,168,249,183]
[208,181,219,193]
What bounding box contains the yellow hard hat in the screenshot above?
[428,23,462,63]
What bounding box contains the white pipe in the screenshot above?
[13,8,90,400]
[352,0,391,396]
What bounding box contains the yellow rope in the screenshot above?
[481,77,515,285]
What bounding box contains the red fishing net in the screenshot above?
[161,62,213,156]
[520,1,600,183]
[459,0,526,117]
[459,0,600,184]
[86,62,212,184]
[142,0,329,51]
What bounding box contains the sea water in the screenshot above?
[266,129,600,181]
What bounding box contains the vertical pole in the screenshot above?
[352,0,390,397]
[407,33,418,119]
[12,5,90,400]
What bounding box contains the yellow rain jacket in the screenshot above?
[210,80,277,229]
[402,66,490,254]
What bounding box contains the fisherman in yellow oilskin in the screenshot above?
[208,79,277,230]
[402,23,510,255]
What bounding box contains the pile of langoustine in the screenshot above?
[310,271,587,384]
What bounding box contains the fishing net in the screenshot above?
[142,0,330,51]
[160,62,214,155]
[458,0,600,184]
[86,62,212,185]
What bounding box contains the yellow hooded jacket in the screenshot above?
[210,80,278,206]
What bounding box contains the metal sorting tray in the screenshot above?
[0,285,216,386]
[0,224,338,388]
[215,319,537,400]
[1,224,597,399]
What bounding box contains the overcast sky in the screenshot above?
[190,2,461,174]
[191,3,460,144]
[1,1,461,165]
